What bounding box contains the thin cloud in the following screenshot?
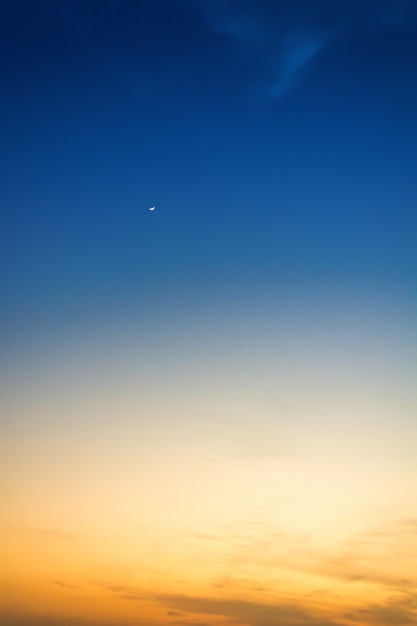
[0,615,136,626]
[172,622,212,626]
[153,593,345,626]
[118,593,149,602]
[92,581,336,624]
[93,569,417,626]
[13,0,417,101]
[197,1,333,96]
[211,575,266,592]
[345,593,417,625]
[91,516,416,624]
[270,30,332,97]
[16,527,81,541]
[91,580,144,594]
[50,579,79,590]
[197,517,416,592]
[187,531,223,542]
[356,517,417,539]
[193,0,417,97]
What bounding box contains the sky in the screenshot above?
[0,1,416,625]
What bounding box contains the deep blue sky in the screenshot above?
[1,0,416,337]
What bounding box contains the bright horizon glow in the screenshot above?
[1,292,415,626]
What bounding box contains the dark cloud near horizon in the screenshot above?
[94,582,345,626]
[147,592,345,626]
[172,621,212,626]
[345,593,417,625]
[0,616,134,626]
[90,514,416,618]
[89,580,331,624]
[7,557,417,626]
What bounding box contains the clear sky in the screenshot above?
[1,2,416,626]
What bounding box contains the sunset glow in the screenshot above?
[1,1,416,625]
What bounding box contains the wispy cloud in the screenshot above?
[199,517,417,592]
[153,593,344,626]
[16,527,81,541]
[24,0,417,100]
[91,579,144,595]
[172,622,211,626]
[270,30,332,97]
[345,592,417,625]
[0,615,136,626]
[91,524,417,626]
[193,0,417,97]
[98,586,417,626]
[197,2,332,97]
[50,579,80,590]
[94,580,341,625]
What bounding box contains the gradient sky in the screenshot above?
[1,1,416,626]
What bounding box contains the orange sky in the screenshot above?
[1,298,416,626]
